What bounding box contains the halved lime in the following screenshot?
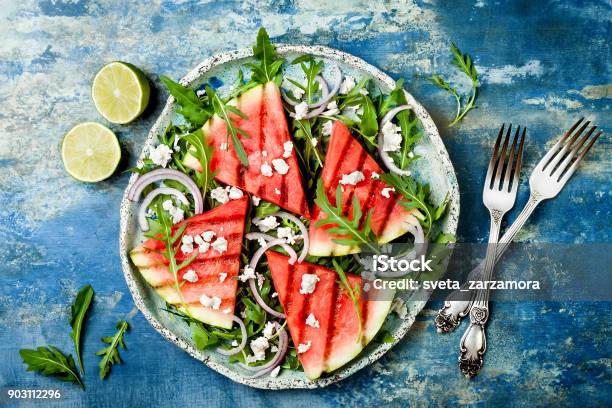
[61,122,121,182]
[92,61,150,124]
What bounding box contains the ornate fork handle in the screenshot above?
[458,210,503,377]
[435,192,543,332]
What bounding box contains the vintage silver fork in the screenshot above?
[435,118,602,334]
[457,118,602,377]
[457,124,525,377]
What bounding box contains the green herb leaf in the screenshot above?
[313,180,379,254]
[160,75,212,125]
[182,129,216,196]
[246,27,285,84]
[191,322,220,350]
[450,43,478,83]
[96,320,129,380]
[69,284,94,374]
[358,94,378,138]
[19,346,84,389]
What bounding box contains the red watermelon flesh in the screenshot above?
[183,82,310,218]
[309,121,421,256]
[266,251,392,379]
[129,197,248,329]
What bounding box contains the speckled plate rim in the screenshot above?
[119,44,459,389]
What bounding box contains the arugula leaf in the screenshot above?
[430,43,479,127]
[206,85,249,166]
[19,346,84,389]
[96,320,129,380]
[191,322,220,350]
[291,55,323,104]
[246,27,285,84]
[358,94,378,138]
[69,284,94,374]
[160,75,212,126]
[313,180,379,254]
[182,129,216,196]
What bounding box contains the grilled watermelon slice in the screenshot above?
[129,197,248,329]
[183,82,309,218]
[309,121,420,256]
[266,251,392,379]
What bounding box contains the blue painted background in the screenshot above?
[1,1,610,407]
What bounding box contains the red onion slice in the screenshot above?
[377,104,413,176]
[282,76,329,108]
[245,232,295,256]
[375,216,428,278]
[238,325,287,372]
[251,329,288,378]
[216,315,247,356]
[138,187,189,231]
[128,168,203,214]
[268,212,309,262]
[288,65,342,119]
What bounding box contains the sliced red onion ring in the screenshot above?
[268,212,309,262]
[245,232,296,256]
[378,104,413,176]
[128,168,203,214]
[251,329,288,378]
[288,65,342,119]
[138,187,189,231]
[238,325,287,372]
[375,216,428,278]
[216,315,247,356]
[282,76,329,108]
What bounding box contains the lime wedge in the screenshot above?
[92,61,150,124]
[61,122,121,182]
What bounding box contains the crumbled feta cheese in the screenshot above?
[257,237,267,247]
[201,231,216,242]
[162,200,174,211]
[292,85,305,99]
[322,120,333,137]
[196,89,206,97]
[182,235,193,244]
[277,227,297,244]
[254,216,279,232]
[408,151,415,159]
[149,144,173,167]
[371,171,380,180]
[200,294,221,310]
[270,366,281,378]
[381,121,403,152]
[294,102,309,120]
[274,188,281,195]
[381,187,395,198]
[272,158,290,175]
[136,161,144,169]
[359,88,369,95]
[340,170,365,186]
[228,186,243,199]
[231,340,239,347]
[363,282,371,292]
[282,141,293,158]
[162,199,184,224]
[271,345,278,352]
[297,340,312,354]
[250,336,270,361]
[339,76,356,94]
[323,100,339,116]
[299,274,320,295]
[391,298,408,319]
[256,272,265,289]
[198,242,210,253]
[262,150,268,157]
[305,313,320,328]
[271,292,278,298]
[219,272,227,282]
[211,186,230,204]
[220,142,228,151]
[310,137,318,147]
[145,208,155,218]
[239,266,256,282]
[263,321,276,339]
[251,195,261,206]
[211,237,228,253]
[183,269,198,283]
[223,307,232,314]
[261,162,273,177]
[194,235,204,245]
[180,243,194,254]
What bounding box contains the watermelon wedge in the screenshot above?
[309,121,420,256]
[129,197,248,329]
[183,82,310,218]
[266,251,392,379]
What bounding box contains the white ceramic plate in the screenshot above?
[119,45,459,389]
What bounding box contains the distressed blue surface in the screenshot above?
[0,1,610,407]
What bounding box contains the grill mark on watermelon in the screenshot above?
[359,284,368,346]
[255,90,266,197]
[326,131,354,191]
[322,280,340,363]
[283,263,299,341]
[357,175,378,230]
[298,264,314,340]
[184,214,245,228]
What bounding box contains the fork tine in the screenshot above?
[502,126,520,191]
[544,120,590,173]
[511,127,526,193]
[485,124,505,189]
[495,124,512,190]
[558,130,602,185]
[551,126,597,179]
[537,117,584,170]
